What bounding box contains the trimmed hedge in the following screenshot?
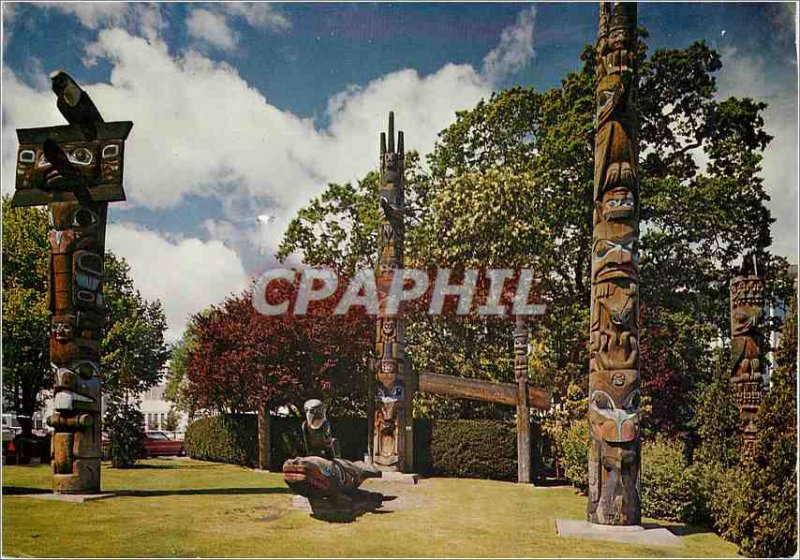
[187,415,527,480]
[416,419,519,481]
[186,414,367,470]
[185,414,259,466]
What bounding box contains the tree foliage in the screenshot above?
[184,280,372,417]
[2,198,51,434]
[277,36,785,429]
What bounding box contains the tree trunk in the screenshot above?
[257,402,270,471]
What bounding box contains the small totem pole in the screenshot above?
[514,316,532,483]
[730,256,766,457]
[588,3,641,525]
[11,71,132,494]
[371,112,414,472]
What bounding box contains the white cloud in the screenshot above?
[482,6,537,83]
[223,2,291,33]
[106,224,250,341]
[716,46,798,260]
[186,8,237,52]
[47,2,165,42]
[186,3,290,52]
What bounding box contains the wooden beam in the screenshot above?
[418,372,551,410]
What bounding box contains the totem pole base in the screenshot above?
[367,471,419,484]
[555,519,683,548]
[19,492,115,503]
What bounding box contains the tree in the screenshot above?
[184,280,372,418]
[163,406,181,437]
[1,197,51,439]
[164,322,200,419]
[102,254,170,467]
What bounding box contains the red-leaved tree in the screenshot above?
[185,274,372,417]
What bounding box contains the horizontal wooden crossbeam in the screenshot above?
[418,372,551,410]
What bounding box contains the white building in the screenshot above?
[139,384,189,437]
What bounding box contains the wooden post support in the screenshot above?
[257,402,271,471]
[514,316,532,484]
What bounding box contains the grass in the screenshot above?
[3,458,738,558]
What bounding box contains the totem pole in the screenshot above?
[588,3,641,525]
[730,256,766,457]
[371,112,414,472]
[514,316,532,483]
[11,71,132,494]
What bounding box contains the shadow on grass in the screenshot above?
[659,523,716,537]
[3,486,51,495]
[114,487,291,497]
[307,490,397,524]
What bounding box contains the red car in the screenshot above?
[140,431,186,458]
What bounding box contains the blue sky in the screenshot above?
[2,2,797,339]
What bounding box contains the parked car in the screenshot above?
[140,431,186,458]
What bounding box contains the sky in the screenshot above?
[2,2,797,341]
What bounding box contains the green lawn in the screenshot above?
[3,458,738,557]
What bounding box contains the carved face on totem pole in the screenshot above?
[589,2,640,526]
[374,379,405,467]
[12,122,131,207]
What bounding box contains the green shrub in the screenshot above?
[426,419,518,481]
[641,437,698,522]
[558,422,589,492]
[104,400,145,468]
[185,414,258,466]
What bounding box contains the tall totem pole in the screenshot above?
[11,72,132,494]
[730,256,766,457]
[588,3,641,525]
[371,112,414,472]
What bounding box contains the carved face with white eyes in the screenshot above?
[599,187,636,221]
[592,234,639,283]
[588,388,640,443]
[375,381,405,429]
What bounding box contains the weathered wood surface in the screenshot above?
[417,372,551,410]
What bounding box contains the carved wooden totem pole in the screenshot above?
[588,3,641,525]
[11,71,132,494]
[371,112,414,472]
[730,256,766,457]
[514,316,532,483]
